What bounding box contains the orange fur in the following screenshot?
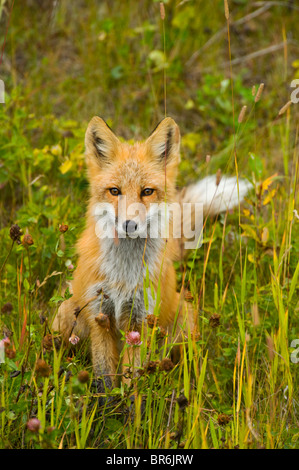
[52,117,196,392]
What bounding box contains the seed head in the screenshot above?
[177,393,188,410]
[146,314,158,328]
[145,360,159,374]
[160,2,165,20]
[42,334,53,351]
[59,224,68,233]
[36,359,51,377]
[157,326,167,339]
[238,105,247,124]
[78,370,90,384]
[251,303,260,327]
[224,0,230,20]
[160,358,174,372]
[216,169,222,186]
[27,418,41,433]
[209,313,221,328]
[9,224,22,244]
[266,335,274,361]
[254,83,264,103]
[5,349,15,359]
[42,334,61,352]
[217,413,231,426]
[278,100,292,116]
[1,302,13,314]
[22,234,34,247]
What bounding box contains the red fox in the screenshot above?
[52,116,251,393]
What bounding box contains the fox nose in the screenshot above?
[123,220,138,234]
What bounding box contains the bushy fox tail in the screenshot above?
[181,174,252,218]
[175,174,252,257]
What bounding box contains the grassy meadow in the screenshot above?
[0,0,299,449]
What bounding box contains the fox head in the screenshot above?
[85,116,181,240]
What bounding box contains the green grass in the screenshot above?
[0,0,298,449]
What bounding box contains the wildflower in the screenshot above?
[209,313,221,328]
[27,418,41,433]
[69,334,80,345]
[95,313,110,331]
[160,358,174,372]
[9,224,22,244]
[35,359,51,377]
[125,331,142,346]
[59,224,68,233]
[22,234,34,247]
[78,370,89,384]
[1,302,13,314]
[50,144,62,156]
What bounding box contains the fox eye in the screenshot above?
[141,188,154,197]
[109,188,121,196]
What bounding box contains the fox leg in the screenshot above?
[116,288,151,387]
[76,289,121,401]
[121,322,147,387]
[89,320,120,397]
[117,292,148,419]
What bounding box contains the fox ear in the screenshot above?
[146,117,181,165]
[85,116,120,165]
